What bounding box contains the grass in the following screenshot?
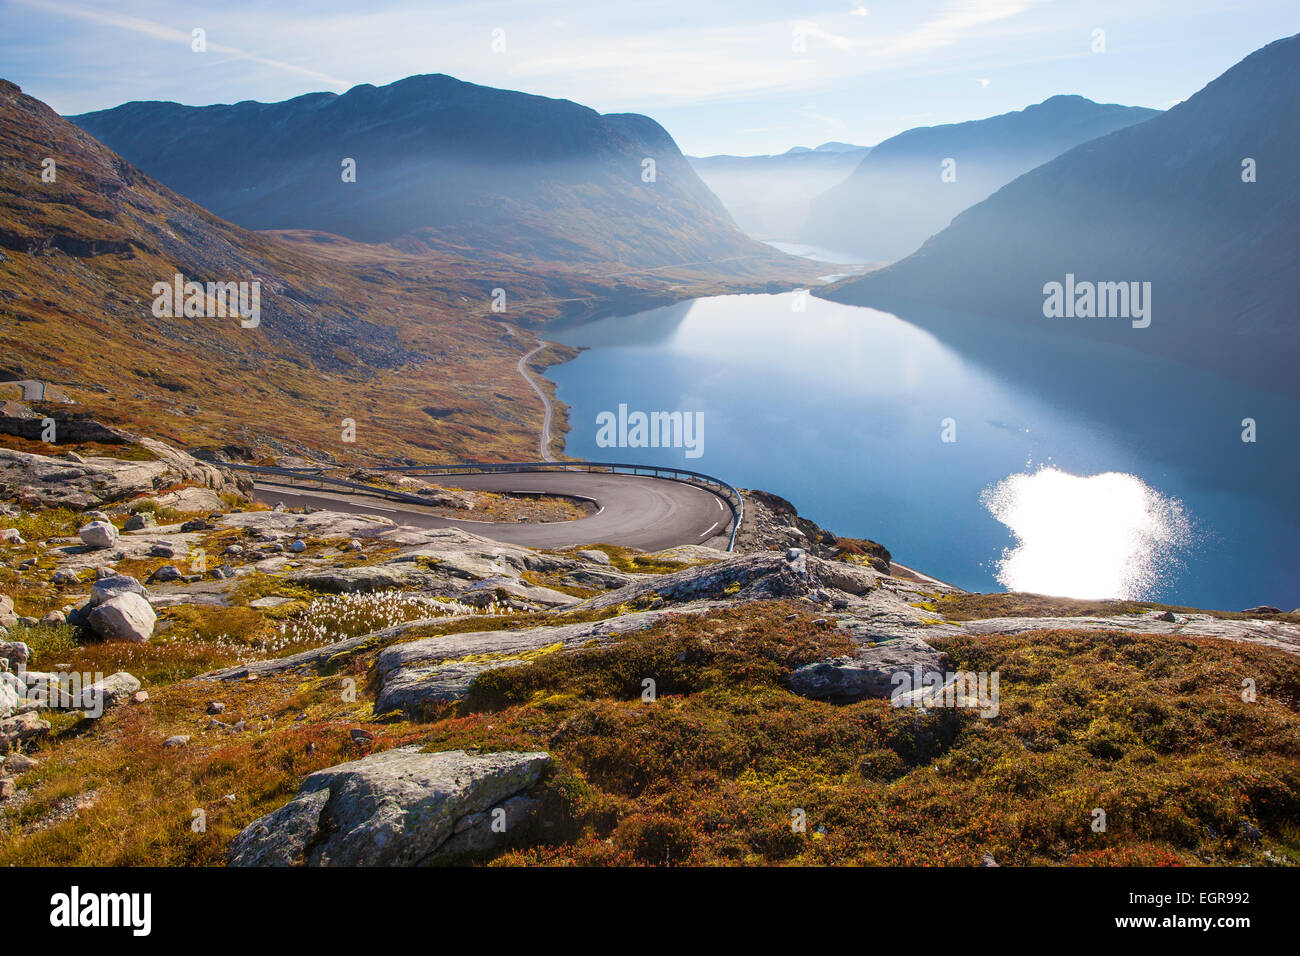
[442,611,1300,865]
[936,591,1300,623]
[4,587,1298,866]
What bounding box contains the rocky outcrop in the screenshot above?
[0,437,243,510]
[789,638,947,703]
[227,747,551,866]
[372,609,672,716]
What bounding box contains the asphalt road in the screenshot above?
[252,470,735,552]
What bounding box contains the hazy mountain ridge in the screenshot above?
[689,144,871,240]
[802,95,1159,261]
[72,74,785,273]
[822,34,1300,393]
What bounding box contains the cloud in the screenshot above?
[14,0,353,88]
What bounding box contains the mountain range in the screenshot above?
[689,142,870,241]
[1,78,813,464]
[801,95,1159,262]
[72,74,787,274]
[822,33,1300,394]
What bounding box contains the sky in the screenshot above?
[2,0,1296,156]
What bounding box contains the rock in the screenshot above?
[148,543,182,558]
[79,521,119,549]
[576,548,612,566]
[95,566,116,580]
[788,638,947,703]
[40,610,66,626]
[207,701,225,715]
[131,691,149,704]
[349,728,375,744]
[345,538,363,552]
[225,544,244,556]
[0,711,50,747]
[982,851,999,867]
[90,574,146,607]
[0,528,24,544]
[163,735,190,747]
[1241,606,1282,616]
[3,752,37,773]
[561,568,635,590]
[0,776,14,800]
[289,539,306,554]
[83,672,141,709]
[209,564,235,581]
[1155,610,1176,623]
[0,681,17,719]
[87,593,156,643]
[123,513,156,531]
[52,568,81,585]
[0,640,30,669]
[147,565,183,583]
[227,747,551,867]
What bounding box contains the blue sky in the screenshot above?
[2,0,1296,155]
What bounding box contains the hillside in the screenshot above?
[689,143,871,240]
[72,74,791,275]
[821,35,1300,393]
[0,79,816,465]
[801,96,1158,262]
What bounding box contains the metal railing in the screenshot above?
[219,459,744,551]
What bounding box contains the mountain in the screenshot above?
[71,74,785,274]
[822,35,1300,393]
[689,144,870,240]
[802,96,1159,262]
[0,79,811,464]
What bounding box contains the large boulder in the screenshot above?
[86,593,155,643]
[79,521,119,549]
[89,574,146,607]
[788,637,948,703]
[227,747,552,866]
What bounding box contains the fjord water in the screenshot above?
[548,293,1300,610]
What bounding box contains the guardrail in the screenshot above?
[219,459,744,551]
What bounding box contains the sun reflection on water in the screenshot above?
[982,467,1193,600]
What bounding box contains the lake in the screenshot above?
[547,292,1300,611]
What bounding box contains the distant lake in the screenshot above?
[548,293,1300,611]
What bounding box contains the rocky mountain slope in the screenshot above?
[1,435,1297,866]
[801,95,1158,262]
[689,143,871,240]
[72,74,794,274]
[822,35,1300,394]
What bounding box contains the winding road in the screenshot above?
[252,470,735,551]
[516,343,557,462]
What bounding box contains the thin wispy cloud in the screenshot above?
[14,0,353,88]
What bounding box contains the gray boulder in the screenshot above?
[788,637,947,703]
[90,574,146,607]
[227,747,551,866]
[79,521,119,549]
[87,593,156,643]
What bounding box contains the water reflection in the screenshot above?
[982,468,1193,599]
